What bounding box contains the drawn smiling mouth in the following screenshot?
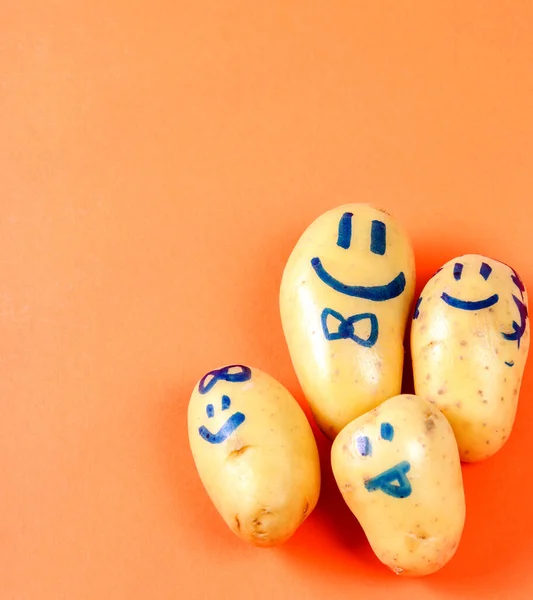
[441,292,499,311]
[310,257,406,301]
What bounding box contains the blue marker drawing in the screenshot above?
[356,423,395,458]
[321,308,379,347]
[502,294,528,349]
[380,422,394,441]
[310,258,406,301]
[453,262,463,281]
[337,212,353,249]
[370,220,386,255]
[357,435,372,457]
[199,413,246,444]
[441,292,499,311]
[198,364,252,394]
[199,394,245,444]
[511,269,526,298]
[480,262,492,280]
[413,297,422,319]
[365,461,412,499]
[505,361,515,367]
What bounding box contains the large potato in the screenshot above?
[188,364,321,546]
[280,204,416,439]
[411,254,530,462]
[331,394,465,576]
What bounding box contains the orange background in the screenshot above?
[1,2,533,599]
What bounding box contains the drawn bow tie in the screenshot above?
[320,308,379,348]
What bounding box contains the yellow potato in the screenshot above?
[411,254,530,462]
[280,203,416,439]
[331,394,465,576]
[188,364,320,547]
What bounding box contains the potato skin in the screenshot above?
[331,394,465,576]
[188,364,320,547]
[280,203,416,439]
[411,254,530,462]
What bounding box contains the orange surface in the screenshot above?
[2,2,533,599]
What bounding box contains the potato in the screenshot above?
[188,364,321,546]
[331,394,465,576]
[411,254,530,462]
[280,203,416,439]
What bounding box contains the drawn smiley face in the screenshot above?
[197,365,251,444]
[414,256,529,353]
[310,211,407,302]
[356,422,412,499]
[441,260,499,311]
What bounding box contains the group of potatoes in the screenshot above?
[188,204,530,576]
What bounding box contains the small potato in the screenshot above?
[411,254,530,462]
[331,394,465,576]
[280,204,416,439]
[188,364,320,547]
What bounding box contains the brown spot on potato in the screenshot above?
[486,440,491,445]
[478,390,483,396]
[460,340,467,346]
[302,500,310,518]
[438,388,445,395]
[426,374,431,381]
[500,396,505,402]
[252,509,272,539]
[235,515,241,531]
[456,401,462,408]
[426,418,435,432]
[228,445,251,459]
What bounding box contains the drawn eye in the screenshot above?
[380,422,394,441]
[453,263,463,280]
[206,404,215,418]
[480,262,492,280]
[356,435,372,457]
[337,212,353,249]
[370,220,386,255]
[221,395,231,410]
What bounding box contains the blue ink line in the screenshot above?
[198,413,246,444]
[370,220,386,255]
[320,308,379,347]
[453,263,463,281]
[505,361,515,367]
[480,262,492,280]
[502,294,528,349]
[221,395,231,410]
[380,422,394,441]
[337,212,353,249]
[413,297,422,319]
[311,258,406,300]
[357,435,372,457]
[206,404,214,418]
[365,461,412,499]
[511,270,526,299]
[441,292,499,311]
[198,365,252,394]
